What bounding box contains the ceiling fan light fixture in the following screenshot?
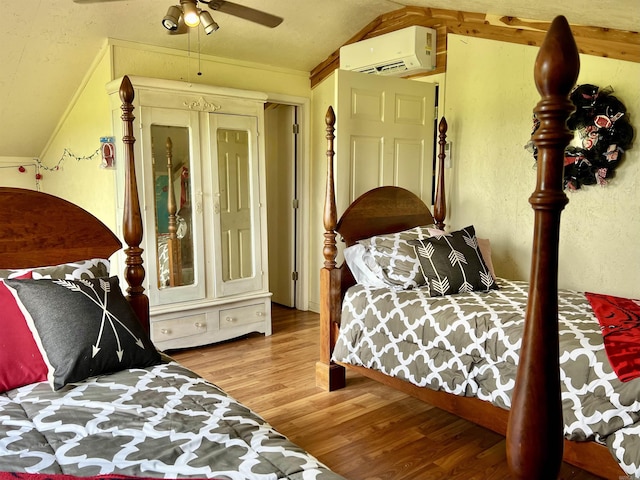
[200,10,219,35]
[181,0,200,27]
[162,5,181,31]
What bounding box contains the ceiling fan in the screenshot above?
[73,0,284,31]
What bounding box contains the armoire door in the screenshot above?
[140,106,206,307]
[206,113,264,298]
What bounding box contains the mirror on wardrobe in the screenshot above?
[151,125,194,289]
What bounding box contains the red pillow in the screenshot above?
[0,275,48,392]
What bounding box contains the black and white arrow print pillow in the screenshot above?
[409,225,498,297]
[5,276,160,390]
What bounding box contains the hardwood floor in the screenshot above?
[170,304,605,480]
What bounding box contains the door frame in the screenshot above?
[264,92,310,311]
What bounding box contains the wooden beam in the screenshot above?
[310,7,640,88]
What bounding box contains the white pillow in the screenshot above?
[343,244,389,288]
[356,225,436,289]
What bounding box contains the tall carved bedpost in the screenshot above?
[433,117,448,230]
[506,16,579,479]
[165,136,182,287]
[119,75,150,332]
[316,106,346,391]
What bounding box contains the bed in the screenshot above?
[316,16,637,480]
[0,76,346,480]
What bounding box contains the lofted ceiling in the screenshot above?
[1,0,638,158]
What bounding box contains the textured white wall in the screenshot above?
[444,34,640,298]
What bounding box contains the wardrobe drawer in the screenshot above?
[152,314,208,341]
[219,303,267,329]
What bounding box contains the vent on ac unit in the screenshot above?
[339,26,437,76]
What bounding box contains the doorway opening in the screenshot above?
[265,102,302,309]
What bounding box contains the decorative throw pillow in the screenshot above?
[409,225,499,296]
[5,276,160,391]
[357,225,436,289]
[0,258,110,281]
[477,237,497,279]
[0,276,48,392]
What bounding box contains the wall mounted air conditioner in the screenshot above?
[340,26,437,76]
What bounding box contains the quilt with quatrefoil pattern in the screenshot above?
[332,278,640,478]
[0,361,346,480]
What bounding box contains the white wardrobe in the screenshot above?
[108,76,271,351]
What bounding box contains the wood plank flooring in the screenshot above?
[170,304,605,480]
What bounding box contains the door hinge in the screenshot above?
[292,198,299,209]
[291,271,299,281]
[434,105,439,120]
[292,123,300,135]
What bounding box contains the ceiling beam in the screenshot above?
[310,7,640,88]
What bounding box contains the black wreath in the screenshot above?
[528,84,634,190]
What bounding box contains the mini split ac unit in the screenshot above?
[339,26,437,76]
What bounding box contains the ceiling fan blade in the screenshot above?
[207,1,283,28]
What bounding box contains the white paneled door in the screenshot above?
[335,70,437,209]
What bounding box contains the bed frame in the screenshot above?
[317,16,624,480]
[0,76,149,332]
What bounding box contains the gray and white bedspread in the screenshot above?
[332,278,640,477]
[0,361,345,480]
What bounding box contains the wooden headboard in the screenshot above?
[0,188,121,268]
[0,76,149,331]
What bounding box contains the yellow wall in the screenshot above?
[444,34,640,298]
[0,157,39,189]
[38,50,116,230]
[110,40,310,98]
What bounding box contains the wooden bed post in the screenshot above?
[119,75,150,332]
[316,106,346,391]
[506,16,579,479]
[165,136,182,287]
[433,117,448,230]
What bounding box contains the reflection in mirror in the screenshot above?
[151,125,194,289]
[217,128,253,282]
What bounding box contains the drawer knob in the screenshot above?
[160,328,171,335]
[194,322,205,329]
[256,311,264,317]
[225,316,236,323]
